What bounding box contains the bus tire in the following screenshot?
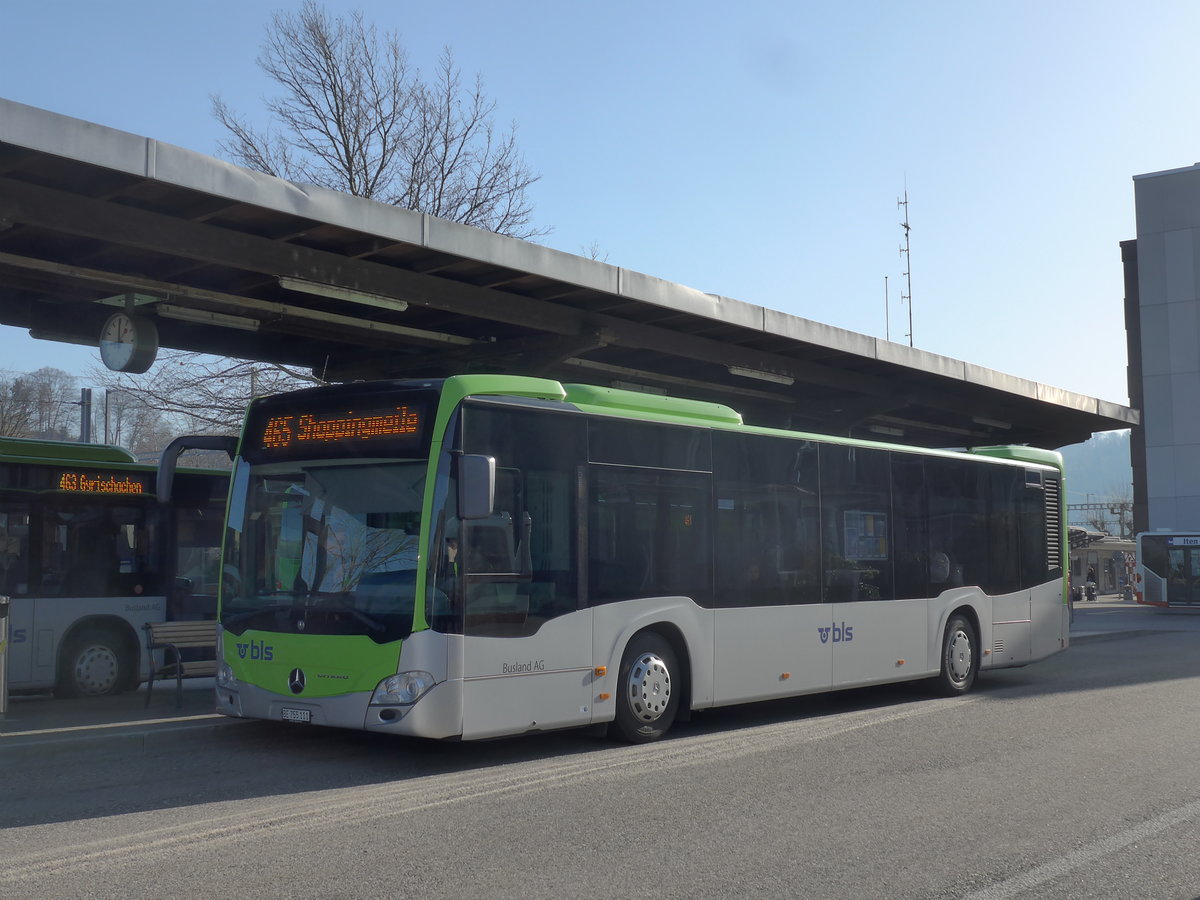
[57,627,131,698]
[610,632,681,743]
[937,613,978,696]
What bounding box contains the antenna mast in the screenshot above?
[898,189,913,347]
[884,275,890,342]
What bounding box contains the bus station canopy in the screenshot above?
[0,98,1137,449]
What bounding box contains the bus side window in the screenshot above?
[712,431,820,607]
[819,445,893,602]
[175,508,224,617]
[891,454,929,600]
[587,466,712,607]
[65,516,117,596]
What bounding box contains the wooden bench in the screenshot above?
[143,619,218,708]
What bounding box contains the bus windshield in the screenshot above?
[222,461,427,642]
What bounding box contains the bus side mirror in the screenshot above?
[458,454,495,520]
[157,434,238,503]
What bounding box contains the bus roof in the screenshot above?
[562,382,744,426]
[0,436,138,465]
[446,374,1063,470]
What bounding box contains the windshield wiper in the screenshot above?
[310,594,386,634]
[223,594,386,635]
[340,604,385,633]
[222,603,294,629]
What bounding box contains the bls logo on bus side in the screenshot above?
[236,639,274,660]
[817,622,854,644]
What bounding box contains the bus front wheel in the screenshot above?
[937,614,978,696]
[610,632,681,743]
[57,628,131,698]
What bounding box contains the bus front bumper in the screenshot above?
[216,678,463,739]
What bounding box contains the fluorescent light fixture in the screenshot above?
[868,424,905,437]
[611,380,667,395]
[971,415,1011,430]
[727,365,794,386]
[278,276,408,312]
[28,329,97,347]
[158,305,260,332]
[95,292,160,308]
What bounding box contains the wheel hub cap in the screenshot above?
[627,652,671,723]
[74,645,119,695]
[947,630,972,683]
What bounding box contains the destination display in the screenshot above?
[245,395,432,462]
[1167,535,1200,547]
[57,470,150,495]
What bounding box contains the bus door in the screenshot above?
[823,448,929,688]
[1167,544,1200,606]
[6,598,33,685]
[456,450,591,740]
[0,501,31,684]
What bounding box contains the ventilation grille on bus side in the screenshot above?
[1044,475,1062,571]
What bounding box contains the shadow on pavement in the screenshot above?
[3,591,1199,832]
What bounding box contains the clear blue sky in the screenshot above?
[2,0,1197,406]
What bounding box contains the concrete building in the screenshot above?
[1126,164,1200,532]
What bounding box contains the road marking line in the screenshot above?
[0,713,219,738]
[962,797,1200,900]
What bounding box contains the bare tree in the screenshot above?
[92,352,321,438]
[322,523,416,593]
[581,241,610,262]
[1105,481,1135,540]
[0,371,36,437]
[0,368,83,440]
[213,1,545,239]
[96,390,179,458]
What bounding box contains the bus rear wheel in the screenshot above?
[610,632,681,743]
[57,628,131,698]
[937,613,978,695]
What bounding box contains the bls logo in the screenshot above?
[236,639,274,661]
[817,622,854,644]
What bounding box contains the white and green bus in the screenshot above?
[1,437,229,697]
[216,375,1068,742]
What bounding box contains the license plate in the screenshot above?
[280,707,312,724]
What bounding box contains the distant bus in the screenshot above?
[1,437,229,696]
[215,375,1068,743]
[1135,531,1200,607]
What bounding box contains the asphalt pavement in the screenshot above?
[1,594,1195,761]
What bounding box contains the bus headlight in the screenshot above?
[371,671,435,706]
[216,661,238,689]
